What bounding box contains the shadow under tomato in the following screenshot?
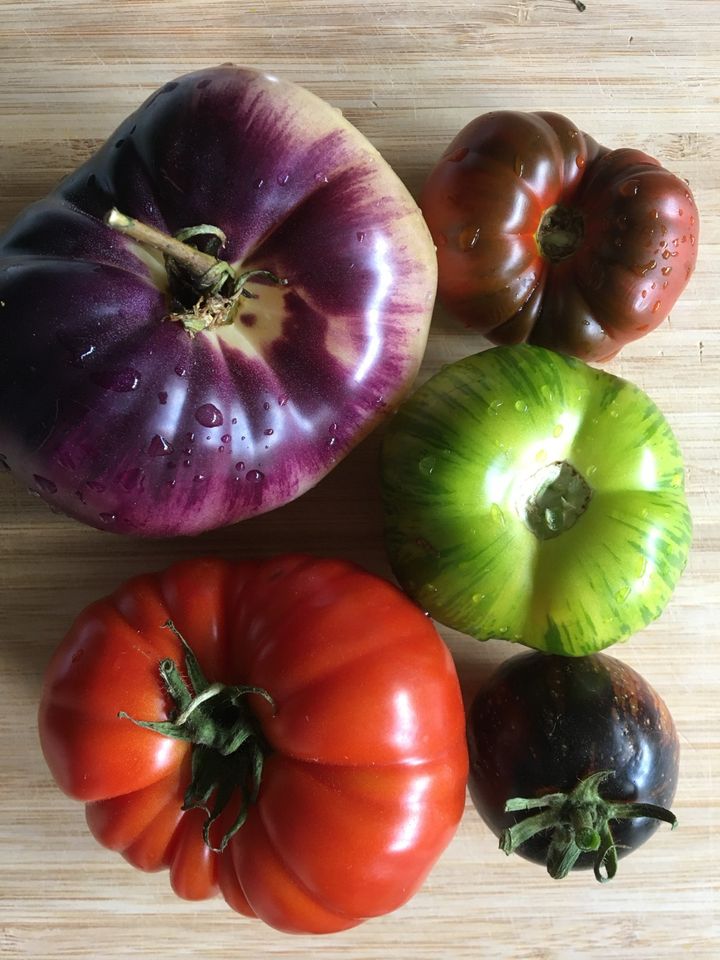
[0,426,395,697]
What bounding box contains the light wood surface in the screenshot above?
[1,2,718,957]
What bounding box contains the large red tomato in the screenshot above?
[421,111,699,361]
[38,555,468,934]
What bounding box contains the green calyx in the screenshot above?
[119,621,275,852]
[500,770,678,882]
[104,208,287,337]
[523,459,592,540]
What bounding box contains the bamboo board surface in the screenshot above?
[0,2,718,958]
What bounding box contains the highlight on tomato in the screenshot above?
[38,555,468,934]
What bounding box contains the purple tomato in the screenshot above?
[0,66,436,536]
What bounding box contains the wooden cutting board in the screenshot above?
[1,2,718,957]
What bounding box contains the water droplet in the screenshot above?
[575,154,586,169]
[328,422,338,434]
[447,146,468,163]
[327,436,337,448]
[374,395,386,407]
[459,225,481,251]
[513,155,525,177]
[277,172,290,186]
[471,593,485,604]
[535,448,547,462]
[119,467,144,491]
[356,231,366,243]
[553,424,563,437]
[652,300,662,314]
[174,364,186,377]
[514,399,528,413]
[183,447,193,456]
[148,433,173,457]
[195,403,224,427]
[235,461,245,471]
[540,384,553,402]
[633,259,657,277]
[183,459,191,467]
[278,395,289,406]
[231,417,238,424]
[264,428,274,436]
[661,266,672,276]
[218,446,225,453]
[615,585,631,602]
[263,401,270,411]
[314,171,328,183]
[419,455,436,477]
[586,464,598,476]
[246,469,265,482]
[197,77,212,89]
[490,503,505,527]
[193,474,207,482]
[100,512,117,523]
[115,139,125,150]
[33,475,57,494]
[620,179,640,197]
[488,399,504,414]
[92,367,141,392]
[254,178,264,189]
[641,289,647,298]
[158,391,168,404]
[221,434,231,444]
[54,448,76,470]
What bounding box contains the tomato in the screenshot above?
[421,110,699,362]
[466,651,679,881]
[38,556,468,934]
[380,344,691,655]
[0,66,436,536]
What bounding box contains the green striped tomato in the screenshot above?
[380,345,691,656]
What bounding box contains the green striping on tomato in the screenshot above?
[380,345,691,655]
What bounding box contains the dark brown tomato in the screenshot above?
[467,651,679,876]
[421,111,699,362]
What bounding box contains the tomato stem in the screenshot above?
[104,208,288,337]
[500,770,677,882]
[523,459,592,540]
[118,620,275,852]
[535,203,584,261]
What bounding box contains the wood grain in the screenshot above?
[1,1,718,957]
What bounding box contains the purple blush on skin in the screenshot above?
[0,66,437,536]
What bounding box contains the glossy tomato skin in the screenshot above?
[381,344,691,655]
[467,651,679,869]
[421,111,698,362]
[38,556,468,934]
[0,66,436,536]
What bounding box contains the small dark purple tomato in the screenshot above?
[467,651,679,881]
